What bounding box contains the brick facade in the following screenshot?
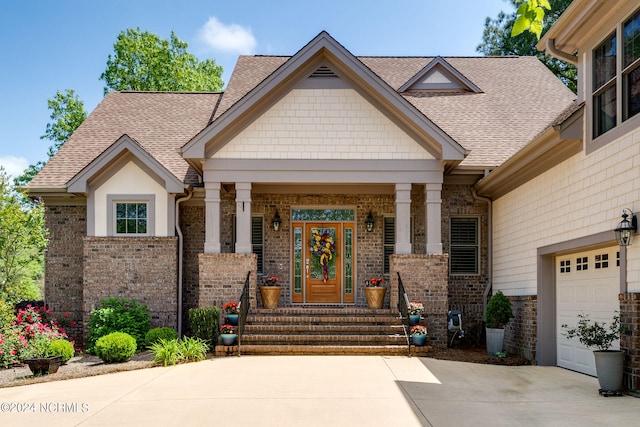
[43,205,86,344]
[442,184,490,331]
[620,293,640,394]
[505,295,537,361]
[82,237,178,342]
[390,254,449,348]
[180,205,205,328]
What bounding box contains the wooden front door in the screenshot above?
[291,221,355,304]
[305,224,341,303]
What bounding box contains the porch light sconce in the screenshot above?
[365,211,375,232]
[272,210,281,232]
[614,208,637,247]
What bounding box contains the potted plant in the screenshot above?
[408,302,424,326]
[222,301,239,325]
[410,325,428,346]
[562,313,626,393]
[260,276,281,309]
[364,277,386,309]
[484,291,512,356]
[219,324,237,346]
[24,334,63,376]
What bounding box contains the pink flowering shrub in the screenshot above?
[0,304,74,368]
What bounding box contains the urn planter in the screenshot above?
[593,350,624,392]
[364,287,386,309]
[25,356,63,376]
[260,285,281,309]
[220,334,237,346]
[485,328,505,355]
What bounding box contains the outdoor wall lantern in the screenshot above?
[614,208,637,247]
[365,211,375,232]
[272,210,281,231]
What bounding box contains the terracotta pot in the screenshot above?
[260,285,281,309]
[364,286,386,309]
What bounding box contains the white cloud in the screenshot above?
[0,156,29,178]
[198,17,257,55]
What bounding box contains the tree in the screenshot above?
[0,168,47,303]
[14,89,87,188]
[477,0,576,93]
[512,0,551,39]
[100,28,224,94]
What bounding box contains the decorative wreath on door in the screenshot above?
[310,229,336,282]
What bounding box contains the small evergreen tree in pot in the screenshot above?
[484,291,513,356]
[484,291,513,329]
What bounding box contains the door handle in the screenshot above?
[305,259,310,279]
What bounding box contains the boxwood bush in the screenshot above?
[95,332,137,363]
[145,327,178,347]
[188,306,220,350]
[87,298,150,353]
[48,339,75,364]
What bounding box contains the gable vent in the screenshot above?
[310,65,338,78]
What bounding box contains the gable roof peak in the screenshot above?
[399,56,482,93]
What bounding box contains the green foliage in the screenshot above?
[179,336,208,362]
[47,339,75,363]
[512,0,551,39]
[145,327,178,347]
[150,337,208,366]
[94,331,137,363]
[0,298,14,330]
[100,28,224,95]
[484,291,513,329]
[150,338,182,366]
[477,0,576,93]
[14,90,87,188]
[188,306,220,349]
[0,169,47,303]
[86,298,150,353]
[562,313,626,351]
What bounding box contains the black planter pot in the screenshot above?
[24,356,63,376]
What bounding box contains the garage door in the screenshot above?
[556,247,620,376]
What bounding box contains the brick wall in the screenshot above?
[199,253,257,309]
[390,254,449,347]
[82,237,178,342]
[180,205,205,327]
[442,184,490,330]
[505,295,537,361]
[44,205,86,344]
[620,292,640,394]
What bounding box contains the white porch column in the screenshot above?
[395,183,412,254]
[204,182,221,254]
[425,183,443,254]
[235,182,252,254]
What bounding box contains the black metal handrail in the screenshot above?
[237,271,251,355]
[397,272,411,356]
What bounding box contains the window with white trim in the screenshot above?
[107,194,155,236]
[592,8,640,139]
[450,217,479,275]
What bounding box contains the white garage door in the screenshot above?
[556,247,620,376]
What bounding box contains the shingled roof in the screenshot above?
[29,42,576,190]
[29,92,221,189]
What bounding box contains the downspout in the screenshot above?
[472,186,492,313]
[175,188,193,337]
[545,39,578,65]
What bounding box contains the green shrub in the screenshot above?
[188,306,220,349]
[484,291,513,329]
[180,336,208,362]
[145,327,178,347]
[0,299,13,333]
[48,339,75,363]
[87,298,150,353]
[94,332,137,363]
[150,339,183,366]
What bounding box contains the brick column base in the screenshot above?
[505,295,537,362]
[390,254,448,347]
[198,254,257,309]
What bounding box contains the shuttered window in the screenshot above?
[232,215,264,274]
[383,217,395,274]
[450,217,479,275]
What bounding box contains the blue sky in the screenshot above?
[0,0,511,178]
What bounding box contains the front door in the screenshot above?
[291,220,355,304]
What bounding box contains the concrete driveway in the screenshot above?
[0,356,638,426]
